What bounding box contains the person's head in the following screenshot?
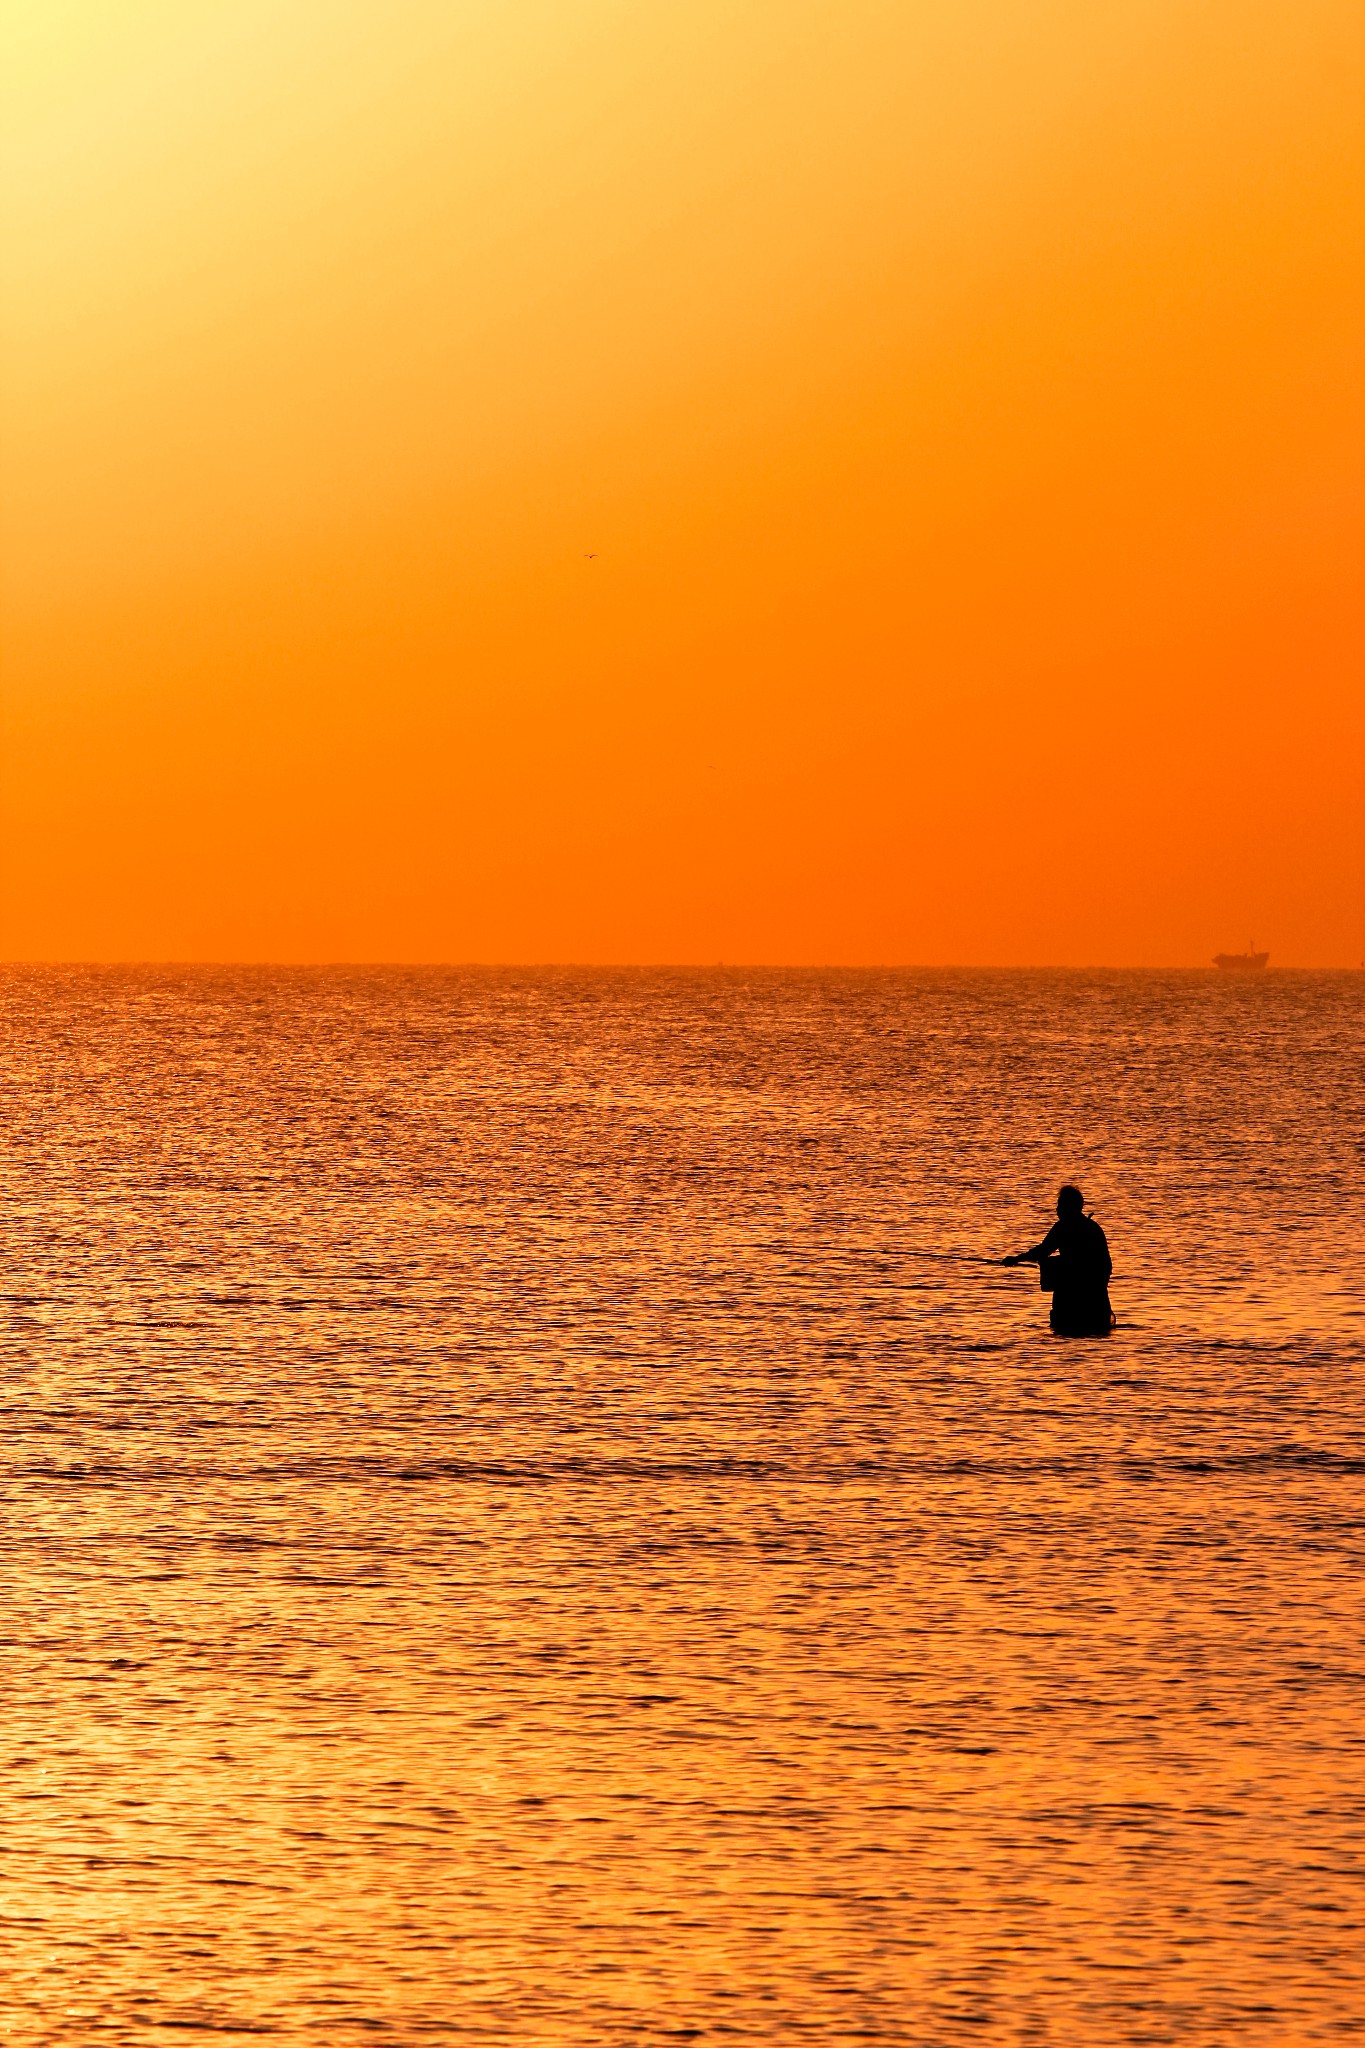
[1056,1184,1085,1217]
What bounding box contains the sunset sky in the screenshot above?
[2,0,1361,964]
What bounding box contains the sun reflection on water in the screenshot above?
[0,968,1360,2043]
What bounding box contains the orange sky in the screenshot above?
[2,0,1361,964]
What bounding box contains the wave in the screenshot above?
[7,1444,1362,1485]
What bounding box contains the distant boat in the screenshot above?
[1214,942,1269,971]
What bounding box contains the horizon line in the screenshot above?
[1,958,1359,974]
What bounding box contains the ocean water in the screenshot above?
[0,967,1361,2045]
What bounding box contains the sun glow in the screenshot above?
[3,1,1361,962]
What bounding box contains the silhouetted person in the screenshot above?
[1003,1185,1114,1336]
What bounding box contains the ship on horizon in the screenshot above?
[1214,942,1269,971]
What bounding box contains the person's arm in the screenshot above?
[1003,1222,1060,1267]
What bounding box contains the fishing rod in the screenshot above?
[894,1250,1009,1266]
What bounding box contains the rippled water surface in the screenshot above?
[0,968,1361,2044]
